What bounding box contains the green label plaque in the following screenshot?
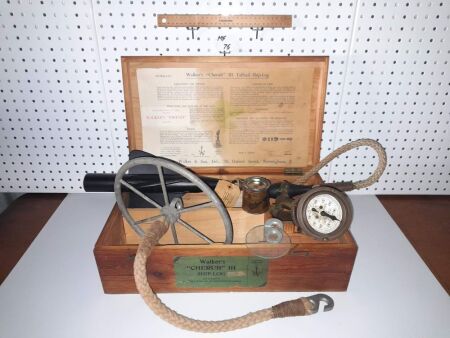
[174,256,268,288]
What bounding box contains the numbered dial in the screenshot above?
[292,186,353,241]
[306,194,343,234]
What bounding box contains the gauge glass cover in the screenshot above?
[305,194,343,234]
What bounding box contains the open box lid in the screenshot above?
[122,56,328,175]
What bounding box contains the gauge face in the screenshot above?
[305,194,343,234]
[292,186,353,241]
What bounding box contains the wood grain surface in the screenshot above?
[2,194,448,297]
[377,195,450,295]
[94,203,357,293]
[156,15,293,28]
[0,194,66,284]
[121,56,328,173]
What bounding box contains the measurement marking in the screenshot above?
[157,15,292,28]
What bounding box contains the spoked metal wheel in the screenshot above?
[114,157,233,244]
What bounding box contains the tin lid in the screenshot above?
[242,176,271,192]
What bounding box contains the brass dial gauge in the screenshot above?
[292,186,353,241]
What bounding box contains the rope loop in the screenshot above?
[294,138,387,190]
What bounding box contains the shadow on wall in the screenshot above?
[0,193,23,215]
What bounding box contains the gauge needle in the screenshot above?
[312,208,340,221]
[320,211,340,222]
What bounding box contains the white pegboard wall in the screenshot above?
[329,0,450,193]
[92,0,357,169]
[0,0,449,194]
[0,1,117,191]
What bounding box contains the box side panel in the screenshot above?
[95,241,357,294]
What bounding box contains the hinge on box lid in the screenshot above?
[283,167,303,176]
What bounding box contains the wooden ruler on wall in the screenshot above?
[157,14,292,28]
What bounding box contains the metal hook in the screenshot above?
[304,294,334,313]
[250,27,264,39]
[186,27,200,39]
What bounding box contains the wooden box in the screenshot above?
[94,56,357,294]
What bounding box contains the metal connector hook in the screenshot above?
[305,294,334,314]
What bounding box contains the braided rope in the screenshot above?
[294,138,387,190]
[133,139,386,332]
[134,220,312,332]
